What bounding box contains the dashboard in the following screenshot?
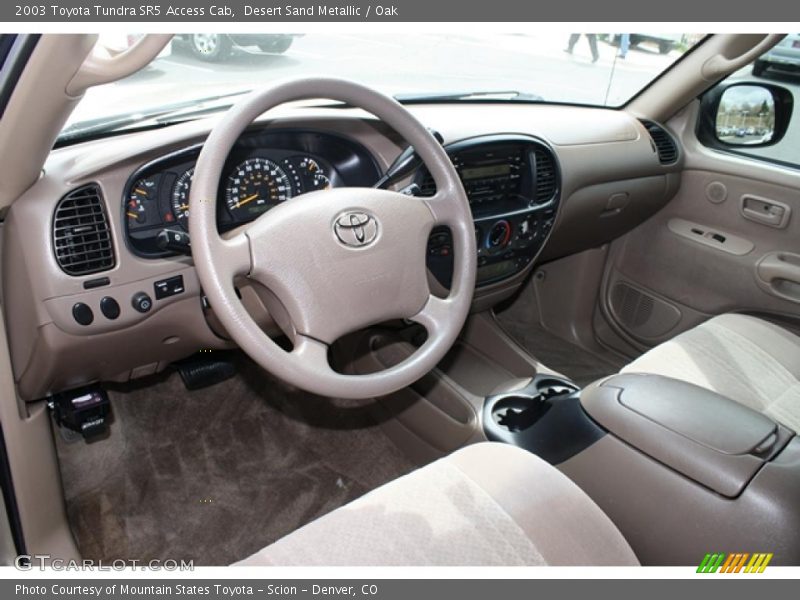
[123,129,561,291]
[4,103,682,401]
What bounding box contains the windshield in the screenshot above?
[63,32,705,138]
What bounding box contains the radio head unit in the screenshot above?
[418,135,560,288]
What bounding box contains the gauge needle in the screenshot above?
[236,193,259,208]
[134,188,148,196]
[126,211,139,219]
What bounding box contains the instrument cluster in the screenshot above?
[121,127,385,258]
[125,150,336,255]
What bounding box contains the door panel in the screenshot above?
[598,165,800,353]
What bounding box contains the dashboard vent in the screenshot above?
[532,147,557,203]
[641,120,678,165]
[52,184,116,276]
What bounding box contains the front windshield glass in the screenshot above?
[63,32,705,138]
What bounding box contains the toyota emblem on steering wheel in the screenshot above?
[333,211,379,247]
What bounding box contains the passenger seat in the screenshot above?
[621,314,800,432]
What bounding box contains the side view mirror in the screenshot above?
[698,82,793,149]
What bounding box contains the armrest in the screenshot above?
[581,373,793,497]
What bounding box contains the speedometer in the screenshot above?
[225,158,292,221]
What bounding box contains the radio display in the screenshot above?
[461,163,511,180]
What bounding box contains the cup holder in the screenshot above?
[482,374,602,465]
[489,377,579,434]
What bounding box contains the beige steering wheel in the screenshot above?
[189,78,476,399]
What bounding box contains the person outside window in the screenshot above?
[565,34,599,63]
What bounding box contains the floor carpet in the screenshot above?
[495,288,625,387]
[54,355,415,566]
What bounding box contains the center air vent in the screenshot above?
[532,146,556,203]
[52,184,116,276]
[641,120,679,165]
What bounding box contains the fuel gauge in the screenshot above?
[126,176,159,230]
[299,157,332,192]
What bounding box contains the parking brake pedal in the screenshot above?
[176,352,236,390]
[50,386,111,442]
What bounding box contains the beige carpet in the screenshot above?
[495,283,625,387]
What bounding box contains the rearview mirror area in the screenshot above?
[698,82,794,149]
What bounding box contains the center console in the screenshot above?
[418,135,560,288]
[482,371,800,565]
[561,373,800,565]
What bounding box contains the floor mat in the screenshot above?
[54,355,415,566]
[495,291,625,387]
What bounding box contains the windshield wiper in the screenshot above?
[56,90,252,145]
[395,90,544,103]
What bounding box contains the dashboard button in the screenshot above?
[100,297,120,320]
[131,292,153,314]
[72,303,94,326]
[154,275,185,300]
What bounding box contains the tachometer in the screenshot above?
[171,168,194,229]
[225,158,292,221]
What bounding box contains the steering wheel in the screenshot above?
[189,78,476,399]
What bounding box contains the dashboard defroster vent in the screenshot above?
[52,184,116,276]
[532,147,556,203]
[641,120,678,165]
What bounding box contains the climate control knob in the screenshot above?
[487,220,512,250]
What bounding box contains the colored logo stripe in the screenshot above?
[720,553,749,573]
[697,552,773,573]
[745,553,773,573]
[697,553,726,573]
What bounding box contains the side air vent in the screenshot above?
[641,120,679,165]
[532,146,556,203]
[52,184,116,276]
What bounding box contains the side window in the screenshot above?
[698,34,800,169]
[0,35,39,120]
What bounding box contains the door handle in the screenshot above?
[741,195,791,229]
[756,252,800,303]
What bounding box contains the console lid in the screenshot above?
[581,374,793,497]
